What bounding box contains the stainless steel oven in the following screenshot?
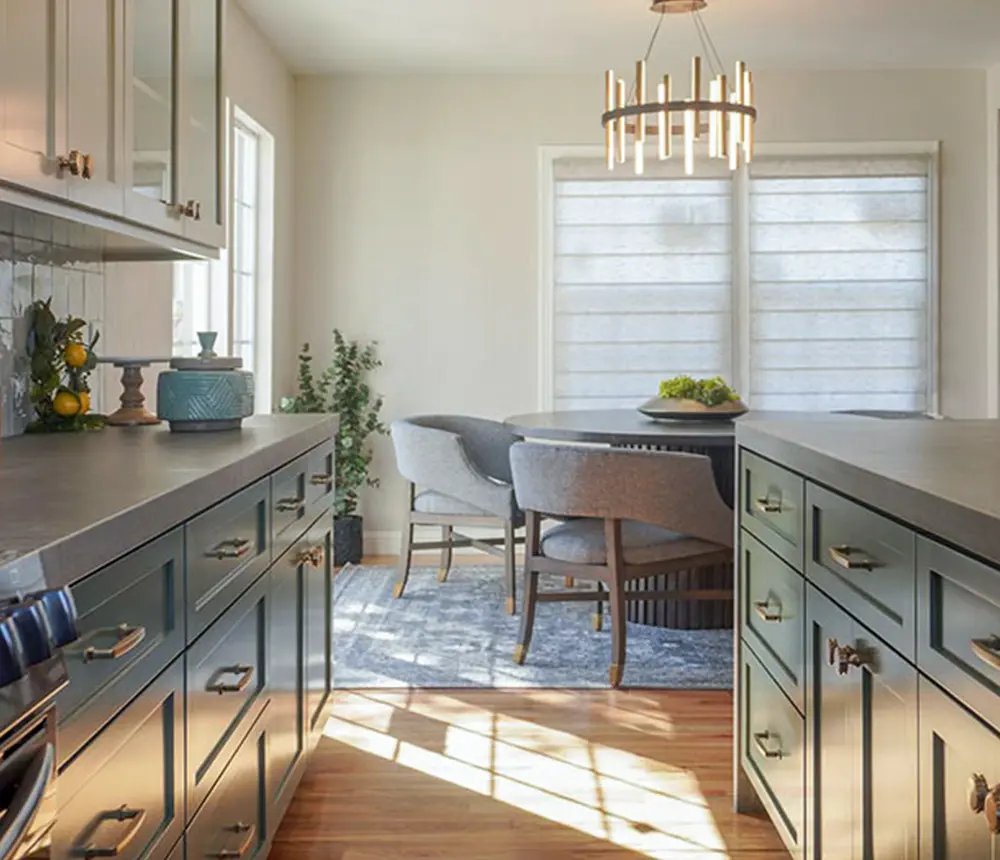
[0,704,56,859]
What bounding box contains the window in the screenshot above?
[172,106,275,410]
[544,147,937,413]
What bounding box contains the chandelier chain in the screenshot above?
[692,10,725,77]
[628,11,667,102]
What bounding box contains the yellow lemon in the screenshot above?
[77,391,91,414]
[52,390,81,417]
[64,343,88,369]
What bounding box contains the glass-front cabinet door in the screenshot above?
[177,0,225,247]
[123,0,181,234]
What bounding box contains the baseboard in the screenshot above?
[365,526,506,557]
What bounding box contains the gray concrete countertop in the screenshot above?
[737,415,1000,567]
[0,414,338,593]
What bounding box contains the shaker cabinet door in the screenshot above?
[305,513,334,744]
[0,0,68,198]
[919,679,1000,860]
[176,0,225,247]
[65,0,124,214]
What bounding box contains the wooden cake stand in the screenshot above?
[99,357,172,426]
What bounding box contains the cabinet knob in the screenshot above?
[82,153,95,180]
[827,638,869,676]
[970,773,990,813]
[58,150,85,176]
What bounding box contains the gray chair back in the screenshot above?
[509,442,733,548]
[397,415,517,484]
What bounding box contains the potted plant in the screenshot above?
[280,331,388,564]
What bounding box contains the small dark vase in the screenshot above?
[334,515,364,566]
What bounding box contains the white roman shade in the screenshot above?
[747,155,933,411]
[552,159,733,409]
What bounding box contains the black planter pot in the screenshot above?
[334,515,364,566]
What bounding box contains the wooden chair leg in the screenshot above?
[514,569,539,665]
[437,524,454,582]
[393,484,416,600]
[606,519,627,688]
[593,581,604,632]
[504,520,517,615]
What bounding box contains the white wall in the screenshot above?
[293,69,994,540]
[988,65,1000,416]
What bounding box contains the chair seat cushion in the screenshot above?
[414,490,525,527]
[540,518,725,566]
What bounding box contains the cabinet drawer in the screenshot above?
[806,483,916,659]
[53,659,184,860]
[740,644,805,859]
[187,571,270,820]
[740,529,805,711]
[188,705,269,860]
[305,439,336,515]
[272,454,309,559]
[740,450,804,570]
[919,679,1000,859]
[57,529,184,765]
[918,538,1000,730]
[186,478,271,642]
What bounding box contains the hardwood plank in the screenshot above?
[270,689,788,859]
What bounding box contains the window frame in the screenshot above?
[538,141,941,414]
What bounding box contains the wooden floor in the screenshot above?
[269,557,787,859]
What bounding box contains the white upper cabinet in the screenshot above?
[176,0,225,247]
[0,0,226,252]
[0,0,68,199]
[123,0,182,234]
[66,0,125,214]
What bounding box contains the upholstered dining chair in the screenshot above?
[390,416,524,614]
[509,443,733,687]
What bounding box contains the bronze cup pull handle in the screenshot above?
[82,153,95,180]
[83,624,147,663]
[207,538,252,560]
[207,665,254,695]
[275,497,303,513]
[828,545,880,572]
[310,473,333,486]
[752,730,783,760]
[79,806,147,858]
[753,496,782,514]
[971,636,1000,671]
[213,823,256,859]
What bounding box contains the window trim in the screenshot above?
[538,141,941,414]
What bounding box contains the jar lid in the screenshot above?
[169,356,243,371]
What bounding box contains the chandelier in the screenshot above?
[603,0,757,176]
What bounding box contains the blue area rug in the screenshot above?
[333,564,733,689]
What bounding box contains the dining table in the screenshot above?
[505,408,739,632]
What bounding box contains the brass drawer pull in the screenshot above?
[58,149,85,176]
[275,496,303,513]
[752,730,784,760]
[971,635,1000,671]
[827,638,868,676]
[213,823,256,859]
[79,805,147,857]
[294,546,324,568]
[83,624,147,663]
[207,538,252,560]
[828,545,880,572]
[753,496,782,514]
[207,665,254,694]
[310,473,333,486]
[753,601,783,623]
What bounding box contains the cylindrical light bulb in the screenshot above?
[616,79,626,165]
[684,109,695,176]
[729,90,740,171]
[657,82,668,160]
[605,70,616,170]
[743,68,754,160]
[719,74,729,160]
[708,77,721,158]
[735,61,746,147]
[663,75,673,159]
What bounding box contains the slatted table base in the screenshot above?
[617,441,735,631]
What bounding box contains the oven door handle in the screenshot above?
[0,742,54,860]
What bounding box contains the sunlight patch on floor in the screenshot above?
[324,691,733,858]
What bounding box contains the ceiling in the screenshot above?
[237,0,1000,75]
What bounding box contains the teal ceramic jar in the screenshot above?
[157,335,254,431]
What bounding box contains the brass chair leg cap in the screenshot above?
[609,664,623,688]
[506,596,516,616]
[437,568,450,583]
[514,644,527,665]
[592,613,603,632]
[392,583,406,599]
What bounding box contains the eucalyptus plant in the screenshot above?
[280,331,388,518]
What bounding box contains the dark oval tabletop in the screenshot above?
[505,409,739,448]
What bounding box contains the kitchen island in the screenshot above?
[0,414,338,860]
[735,414,1000,860]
